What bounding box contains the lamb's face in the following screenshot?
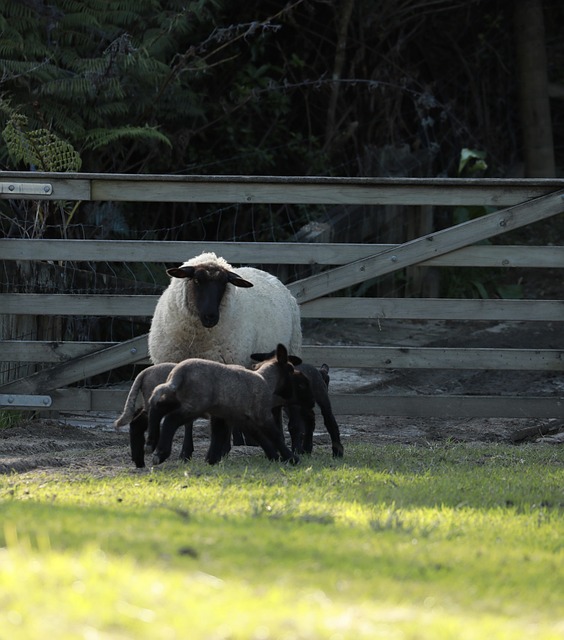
[289,369,315,408]
[166,262,254,329]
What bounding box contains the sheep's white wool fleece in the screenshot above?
[148,252,302,366]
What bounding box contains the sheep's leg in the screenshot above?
[318,400,344,458]
[206,416,231,465]
[129,408,148,468]
[152,409,187,465]
[179,421,195,461]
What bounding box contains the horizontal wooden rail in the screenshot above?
[2,293,563,322]
[1,172,564,205]
[300,298,564,321]
[2,341,564,371]
[12,388,563,418]
[2,239,564,268]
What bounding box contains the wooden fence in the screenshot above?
[1,171,564,419]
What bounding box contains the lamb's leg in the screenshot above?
[129,408,148,468]
[146,401,168,454]
[179,421,195,461]
[206,416,231,465]
[285,404,306,454]
[152,409,186,465]
[243,424,281,461]
[300,406,316,455]
[318,399,344,458]
[248,418,299,465]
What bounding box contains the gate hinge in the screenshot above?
[0,394,52,408]
[0,182,53,196]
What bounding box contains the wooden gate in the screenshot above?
[1,172,564,418]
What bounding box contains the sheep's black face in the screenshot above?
[193,274,228,328]
[166,263,253,329]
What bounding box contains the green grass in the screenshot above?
[0,442,563,639]
[0,410,26,430]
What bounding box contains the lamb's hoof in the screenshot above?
[288,454,300,465]
[152,451,167,465]
[332,444,344,458]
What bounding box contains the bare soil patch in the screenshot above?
[1,319,562,476]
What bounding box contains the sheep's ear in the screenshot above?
[250,350,275,362]
[166,266,195,279]
[227,272,254,288]
[288,355,302,366]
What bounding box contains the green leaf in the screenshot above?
[458,148,488,175]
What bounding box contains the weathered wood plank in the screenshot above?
[300,298,564,321]
[12,388,563,417]
[0,335,149,394]
[93,179,549,206]
[3,239,564,268]
[329,394,564,417]
[2,171,564,205]
[301,346,564,370]
[3,293,564,321]
[0,294,158,316]
[288,190,564,302]
[0,341,115,362]
[4,341,564,371]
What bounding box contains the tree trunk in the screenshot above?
[513,0,555,177]
[325,0,356,148]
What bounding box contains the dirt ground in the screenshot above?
[1,317,563,477]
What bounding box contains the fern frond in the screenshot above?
[2,115,82,172]
[83,125,172,151]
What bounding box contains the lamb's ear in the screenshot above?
[275,343,289,365]
[288,355,302,366]
[227,271,254,288]
[166,266,195,279]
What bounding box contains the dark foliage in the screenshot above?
[0,0,562,242]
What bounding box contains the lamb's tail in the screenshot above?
[114,372,146,430]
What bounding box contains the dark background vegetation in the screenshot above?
[0,0,562,268]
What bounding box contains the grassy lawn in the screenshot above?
[0,442,562,639]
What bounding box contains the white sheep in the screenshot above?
[148,252,302,366]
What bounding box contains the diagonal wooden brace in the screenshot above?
[0,334,149,395]
[290,188,564,304]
